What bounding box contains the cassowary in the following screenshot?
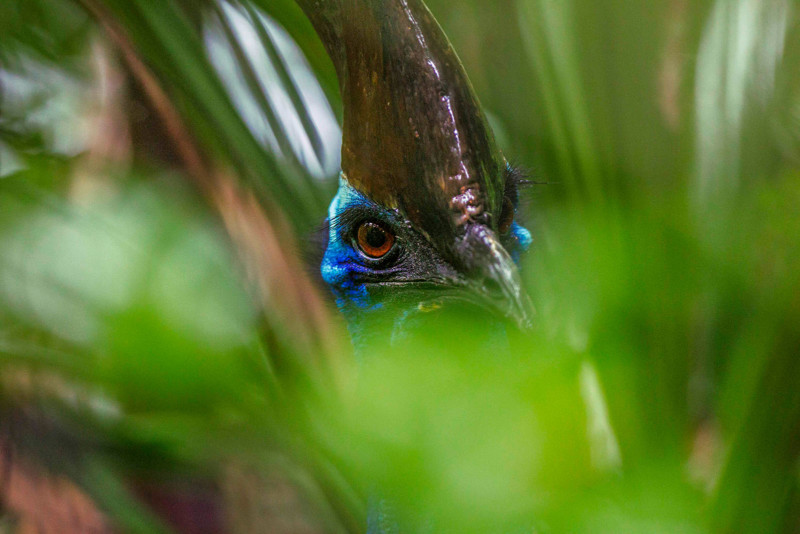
[299,0,535,530]
[298,0,533,348]
[0,1,534,532]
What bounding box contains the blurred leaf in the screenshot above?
[2,0,800,531]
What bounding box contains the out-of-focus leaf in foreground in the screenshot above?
[2,0,800,532]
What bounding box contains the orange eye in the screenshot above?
[498,197,515,235]
[357,221,395,258]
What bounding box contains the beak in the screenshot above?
[460,226,535,330]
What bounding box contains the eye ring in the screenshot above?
[356,221,395,259]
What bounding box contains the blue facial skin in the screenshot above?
[321,179,385,312]
[321,175,531,352]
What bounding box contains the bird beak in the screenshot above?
[460,227,534,330]
[472,249,534,331]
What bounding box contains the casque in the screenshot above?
[298,0,534,349]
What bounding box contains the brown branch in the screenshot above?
[79,0,209,190]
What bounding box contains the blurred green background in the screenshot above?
[1,0,800,532]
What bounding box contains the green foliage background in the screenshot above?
[1,0,800,532]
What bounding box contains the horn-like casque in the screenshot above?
[298,0,506,267]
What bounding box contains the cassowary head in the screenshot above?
[307,0,533,344]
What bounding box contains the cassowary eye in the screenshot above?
[498,197,515,235]
[356,221,395,259]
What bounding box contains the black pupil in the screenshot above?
[365,224,387,248]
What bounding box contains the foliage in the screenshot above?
[1,0,800,532]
